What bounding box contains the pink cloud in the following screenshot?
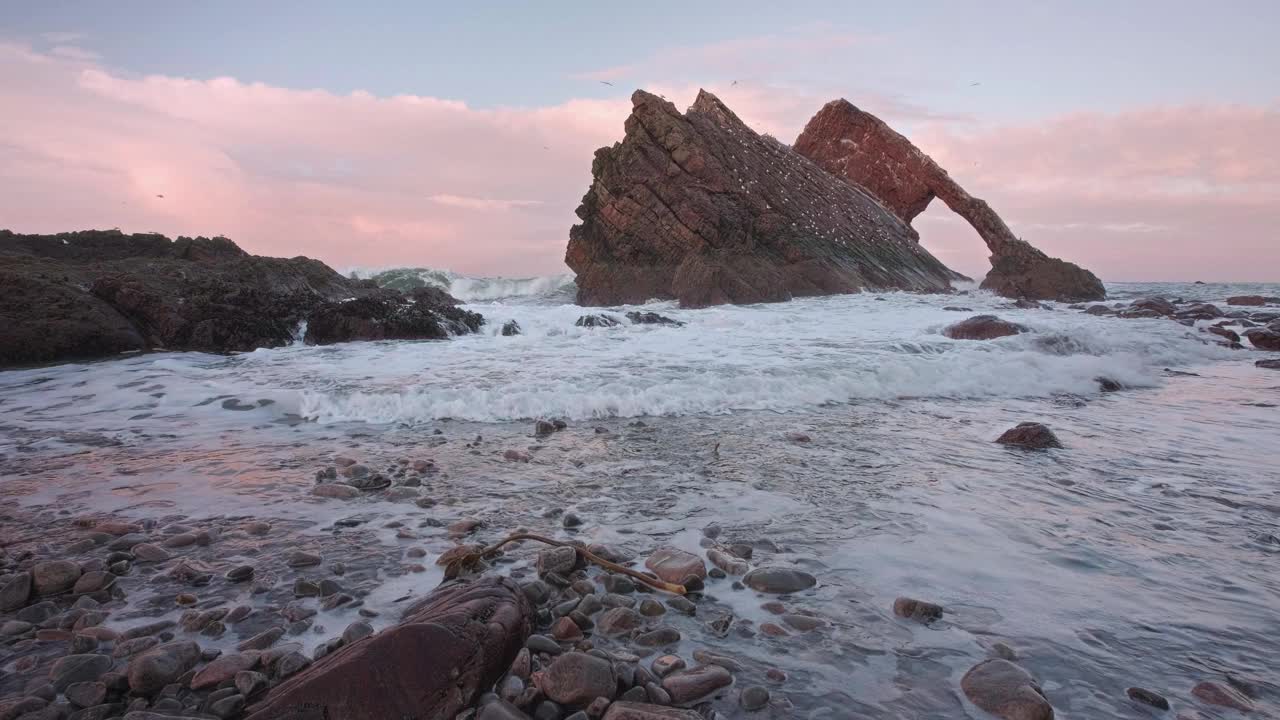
[0,41,1275,282]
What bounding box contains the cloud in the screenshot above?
[428,194,543,211]
[0,40,1276,282]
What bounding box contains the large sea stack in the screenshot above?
[794,100,1105,302]
[0,229,481,367]
[566,90,964,308]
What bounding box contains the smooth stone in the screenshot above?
[131,544,171,563]
[644,547,706,585]
[893,597,944,623]
[540,652,616,706]
[237,627,285,651]
[661,665,733,705]
[65,681,108,708]
[49,654,113,692]
[127,641,202,695]
[33,561,82,596]
[191,652,259,690]
[1191,681,1253,712]
[0,571,33,611]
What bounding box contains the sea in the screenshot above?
[2,272,1277,718]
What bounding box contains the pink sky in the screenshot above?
[1,40,1277,281]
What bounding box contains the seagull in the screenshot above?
[155,194,164,199]
[970,81,981,87]
[731,80,738,86]
[599,80,614,86]
[543,145,550,150]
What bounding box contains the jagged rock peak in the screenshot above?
[566,89,962,308]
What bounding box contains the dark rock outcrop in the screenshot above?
[942,315,1026,340]
[794,100,1105,303]
[0,230,479,367]
[303,287,483,345]
[1244,328,1280,350]
[1227,295,1269,306]
[245,577,532,720]
[566,90,962,308]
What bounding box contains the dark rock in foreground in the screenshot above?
[1258,359,1280,369]
[943,315,1026,340]
[996,423,1063,450]
[566,90,961,308]
[244,577,531,720]
[961,659,1054,720]
[0,230,480,367]
[794,100,1104,303]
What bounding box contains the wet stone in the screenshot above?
[651,655,686,678]
[527,634,563,655]
[286,551,322,568]
[893,597,944,623]
[740,685,770,712]
[662,665,733,705]
[225,565,254,582]
[50,654,113,692]
[540,652,617,706]
[634,627,681,647]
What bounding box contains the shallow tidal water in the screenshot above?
[2,281,1279,718]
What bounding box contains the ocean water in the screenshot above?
[2,278,1278,717]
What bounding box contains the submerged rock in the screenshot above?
[575,314,621,328]
[626,311,684,326]
[943,315,1026,340]
[742,567,817,594]
[893,597,944,623]
[501,320,522,336]
[1191,681,1253,712]
[961,659,1054,720]
[996,422,1063,450]
[794,99,1103,302]
[1257,359,1280,370]
[566,90,960,308]
[245,578,532,720]
[1227,295,1269,306]
[1126,687,1169,710]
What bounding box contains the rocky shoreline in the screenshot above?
[3,371,1276,720]
[0,230,482,368]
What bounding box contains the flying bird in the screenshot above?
[155,194,164,199]
[599,80,614,86]
[970,81,981,87]
[731,80,738,86]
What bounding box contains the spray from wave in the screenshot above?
[346,266,577,303]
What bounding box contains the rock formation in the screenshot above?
[245,577,532,720]
[794,100,1105,302]
[566,90,963,308]
[0,229,481,367]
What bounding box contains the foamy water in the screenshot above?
[2,280,1278,717]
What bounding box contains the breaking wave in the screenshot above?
[347,266,576,303]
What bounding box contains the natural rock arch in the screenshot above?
[794,100,1105,302]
